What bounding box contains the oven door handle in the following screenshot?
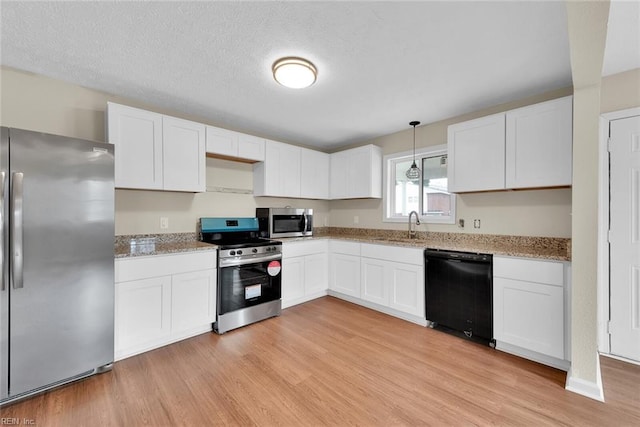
[219,254,282,268]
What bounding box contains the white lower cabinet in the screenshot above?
[361,258,387,305]
[328,241,425,324]
[115,251,216,361]
[282,240,329,308]
[116,276,172,353]
[387,262,424,318]
[329,241,362,298]
[360,244,424,320]
[493,255,570,370]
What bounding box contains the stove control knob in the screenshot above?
[237,250,243,255]
[252,248,258,253]
[272,246,278,252]
[266,247,271,252]
[229,251,236,256]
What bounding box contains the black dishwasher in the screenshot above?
[425,249,494,347]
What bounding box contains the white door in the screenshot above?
[107,103,163,190]
[610,115,640,362]
[361,258,388,306]
[163,116,206,192]
[282,256,305,308]
[171,269,217,334]
[305,253,329,295]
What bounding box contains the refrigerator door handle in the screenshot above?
[11,172,23,289]
[0,171,4,291]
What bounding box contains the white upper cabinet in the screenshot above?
[448,113,506,193]
[301,148,330,199]
[505,96,573,189]
[107,102,163,190]
[330,144,382,199]
[447,96,573,193]
[107,102,205,192]
[163,116,206,192]
[253,139,302,197]
[205,125,265,162]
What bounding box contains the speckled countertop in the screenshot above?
[115,233,216,258]
[115,228,571,261]
[279,227,571,261]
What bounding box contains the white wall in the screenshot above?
[0,66,330,235]
[329,87,574,237]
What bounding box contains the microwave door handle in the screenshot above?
[303,213,308,232]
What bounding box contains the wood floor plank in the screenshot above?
[2,296,640,426]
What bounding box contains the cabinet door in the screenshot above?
[505,96,572,188]
[330,253,361,298]
[348,147,374,198]
[301,148,330,199]
[258,140,302,197]
[115,276,171,358]
[171,269,216,335]
[205,126,238,157]
[282,256,305,308]
[388,262,424,317]
[329,151,349,199]
[107,102,163,190]
[305,252,329,295]
[493,277,564,359]
[448,113,506,192]
[163,116,206,192]
[361,258,388,305]
[238,134,265,161]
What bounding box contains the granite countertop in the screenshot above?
[116,229,571,261]
[115,233,217,258]
[278,228,571,261]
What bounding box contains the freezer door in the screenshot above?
[7,129,114,398]
[0,128,8,400]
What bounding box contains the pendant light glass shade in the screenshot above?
[406,121,421,180]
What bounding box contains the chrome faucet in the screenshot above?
[408,210,420,239]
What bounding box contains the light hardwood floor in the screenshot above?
[2,296,639,426]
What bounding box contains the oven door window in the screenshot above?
[218,262,282,315]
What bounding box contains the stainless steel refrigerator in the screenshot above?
[0,127,115,405]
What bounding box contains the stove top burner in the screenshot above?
[198,217,282,259]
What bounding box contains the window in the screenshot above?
[383,144,456,223]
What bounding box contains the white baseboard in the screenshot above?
[495,341,571,371]
[565,355,605,402]
[327,290,427,326]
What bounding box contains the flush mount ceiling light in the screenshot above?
[406,121,421,181]
[272,57,317,89]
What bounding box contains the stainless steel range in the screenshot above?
[199,217,282,334]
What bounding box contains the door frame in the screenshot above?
[597,107,640,357]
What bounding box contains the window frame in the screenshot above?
[382,144,456,224]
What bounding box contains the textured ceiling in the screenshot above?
[0,1,625,150]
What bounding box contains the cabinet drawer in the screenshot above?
[361,243,423,265]
[493,256,564,287]
[116,251,217,283]
[282,239,328,258]
[329,240,361,256]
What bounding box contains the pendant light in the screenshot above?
[406,121,421,181]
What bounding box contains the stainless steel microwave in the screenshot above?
[256,208,313,238]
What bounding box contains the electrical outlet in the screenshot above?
[458,219,465,228]
[473,219,481,229]
[354,216,359,224]
[160,217,169,229]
